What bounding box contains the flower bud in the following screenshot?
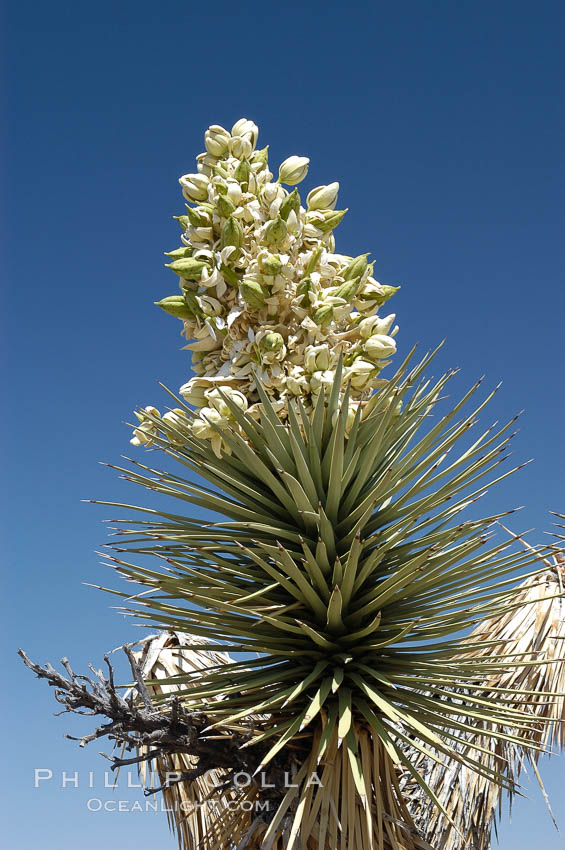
[343,253,369,281]
[374,284,400,305]
[179,173,209,202]
[306,182,339,211]
[216,194,236,218]
[296,276,315,302]
[186,205,211,227]
[166,257,208,280]
[356,283,400,311]
[257,252,283,275]
[304,246,323,275]
[164,246,193,259]
[252,145,269,168]
[219,263,240,286]
[312,304,334,328]
[364,334,397,360]
[240,278,267,309]
[332,278,359,301]
[279,188,300,222]
[234,158,251,187]
[204,124,231,157]
[183,290,204,317]
[154,295,194,320]
[173,214,189,231]
[278,156,310,185]
[220,216,243,251]
[263,217,287,247]
[312,209,347,234]
[260,332,284,352]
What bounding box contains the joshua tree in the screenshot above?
[22,119,564,850]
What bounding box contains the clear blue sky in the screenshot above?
[2,1,564,847]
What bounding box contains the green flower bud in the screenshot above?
[166,257,208,280]
[373,285,400,306]
[220,263,240,286]
[312,304,334,328]
[221,216,244,250]
[213,162,229,178]
[155,295,193,320]
[164,246,193,259]
[263,216,287,247]
[260,332,284,352]
[186,206,210,227]
[234,158,251,187]
[296,276,315,300]
[216,194,236,218]
[173,214,189,231]
[257,252,283,275]
[304,246,323,275]
[240,278,267,310]
[252,145,269,167]
[333,278,360,301]
[313,209,348,234]
[343,253,369,280]
[183,291,203,315]
[279,188,300,222]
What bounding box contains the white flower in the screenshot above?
[306,182,339,210]
[204,124,231,157]
[225,180,243,205]
[179,380,208,407]
[162,408,187,425]
[205,387,248,417]
[134,119,401,452]
[262,183,285,204]
[286,368,310,395]
[278,156,309,185]
[231,135,253,159]
[192,417,214,439]
[310,369,336,394]
[231,118,259,149]
[179,173,209,202]
[305,343,331,372]
[200,406,228,429]
[358,314,396,339]
[196,153,218,176]
[364,334,397,360]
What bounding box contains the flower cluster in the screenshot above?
[132,119,400,454]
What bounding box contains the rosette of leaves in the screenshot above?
[99,348,560,850]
